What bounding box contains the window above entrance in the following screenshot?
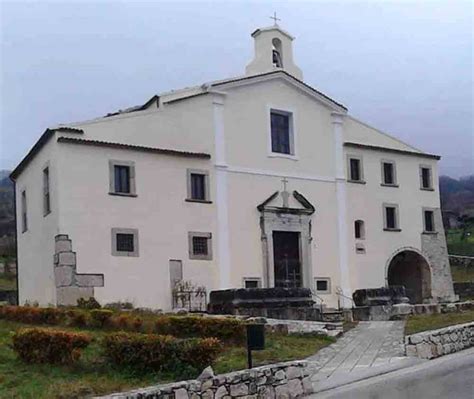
[269,109,296,159]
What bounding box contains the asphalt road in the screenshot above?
[310,347,474,399]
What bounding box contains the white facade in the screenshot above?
[12,25,456,310]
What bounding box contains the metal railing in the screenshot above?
[335,288,355,310]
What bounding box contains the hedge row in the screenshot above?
[102,332,221,372]
[0,305,245,343]
[11,328,221,374]
[12,328,91,364]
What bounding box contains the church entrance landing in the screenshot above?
[387,249,432,304]
[273,231,302,288]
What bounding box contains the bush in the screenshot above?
[12,328,91,364]
[104,301,134,311]
[101,332,221,373]
[77,297,101,309]
[90,309,113,327]
[154,316,245,343]
[132,317,143,332]
[0,306,65,325]
[67,309,89,327]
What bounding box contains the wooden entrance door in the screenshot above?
[273,231,302,288]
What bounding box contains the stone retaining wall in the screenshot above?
[454,282,474,300]
[405,321,474,359]
[449,255,474,267]
[97,361,313,399]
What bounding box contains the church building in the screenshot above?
[11,23,457,310]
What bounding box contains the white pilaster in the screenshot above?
[332,112,352,307]
[213,93,232,289]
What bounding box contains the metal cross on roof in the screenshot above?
[270,12,281,25]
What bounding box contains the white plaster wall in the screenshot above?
[57,142,217,310]
[223,79,336,178]
[345,117,422,152]
[344,146,440,292]
[69,95,215,157]
[225,171,341,307]
[15,137,60,305]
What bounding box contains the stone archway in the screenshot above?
[387,249,432,304]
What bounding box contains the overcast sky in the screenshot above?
[1,0,473,177]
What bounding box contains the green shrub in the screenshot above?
[101,332,221,373]
[104,301,134,311]
[77,297,101,309]
[67,309,89,327]
[90,309,113,327]
[0,306,65,325]
[154,316,245,343]
[12,327,91,364]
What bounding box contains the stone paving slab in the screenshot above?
[307,321,406,383]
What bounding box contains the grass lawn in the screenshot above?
[405,309,474,335]
[0,320,334,398]
[0,275,16,291]
[450,264,474,283]
[446,228,474,256]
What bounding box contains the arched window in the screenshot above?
[355,220,365,239]
[272,38,283,68]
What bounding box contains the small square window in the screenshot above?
[270,110,293,155]
[420,166,433,190]
[188,232,212,260]
[192,236,208,255]
[347,156,364,182]
[116,233,134,252]
[382,161,396,186]
[315,278,331,294]
[243,278,262,289]
[424,210,435,232]
[109,160,136,196]
[111,228,139,257]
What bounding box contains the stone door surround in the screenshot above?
[258,190,315,289]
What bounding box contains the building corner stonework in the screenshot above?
[54,234,104,306]
[421,209,457,302]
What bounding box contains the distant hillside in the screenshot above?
[0,171,14,237]
[440,175,474,214]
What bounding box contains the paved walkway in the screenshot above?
[306,321,407,391]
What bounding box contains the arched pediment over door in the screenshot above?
[257,188,315,289]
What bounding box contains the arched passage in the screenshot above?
[387,250,432,304]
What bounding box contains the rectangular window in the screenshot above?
[382,161,396,186]
[43,167,51,215]
[315,278,331,294]
[243,278,262,289]
[109,160,136,196]
[21,190,27,233]
[186,169,210,202]
[270,111,293,155]
[116,233,134,252]
[383,204,400,231]
[424,210,435,232]
[420,166,433,190]
[192,236,208,255]
[114,165,130,193]
[111,228,139,257]
[188,232,212,260]
[347,156,364,182]
[191,173,205,200]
